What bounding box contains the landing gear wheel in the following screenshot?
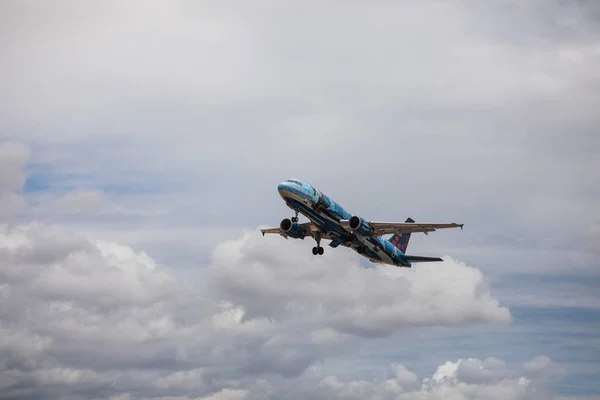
[291,217,298,223]
[312,231,323,256]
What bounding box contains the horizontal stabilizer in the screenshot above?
[403,255,443,262]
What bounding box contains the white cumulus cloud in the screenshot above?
[320,356,564,400]
[209,231,511,337]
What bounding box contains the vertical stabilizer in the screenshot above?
[388,217,414,253]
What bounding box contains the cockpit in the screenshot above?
[280,179,320,201]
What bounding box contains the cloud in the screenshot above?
[52,190,108,213]
[555,397,600,400]
[455,357,509,385]
[209,230,511,337]
[1,222,246,399]
[0,205,510,398]
[0,142,29,191]
[2,0,597,292]
[0,139,595,398]
[2,1,598,270]
[582,207,600,256]
[1,0,599,396]
[522,356,567,380]
[0,142,30,223]
[318,356,564,400]
[197,389,250,400]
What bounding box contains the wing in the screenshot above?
[260,222,330,240]
[340,220,463,236]
[260,227,281,236]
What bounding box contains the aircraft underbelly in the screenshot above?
[285,198,343,234]
[285,196,400,266]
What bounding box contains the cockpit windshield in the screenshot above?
[286,179,302,186]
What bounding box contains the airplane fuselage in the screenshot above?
[277,179,411,267]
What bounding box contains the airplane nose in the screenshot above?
[277,181,291,194]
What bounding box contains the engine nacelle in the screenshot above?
[279,218,305,239]
[349,215,374,237]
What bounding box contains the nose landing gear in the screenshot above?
[312,231,324,255]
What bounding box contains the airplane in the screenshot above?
[260,179,463,268]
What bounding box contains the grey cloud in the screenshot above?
[2,1,597,264]
[0,221,343,397]
[455,357,508,385]
[555,397,600,400]
[390,364,418,391]
[0,214,511,399]
[496,279,600,310]
[583,210,600,256]
[1,0,599,397]
[0,141,586,398]
[523,356,567,380]
[0,142,29,191]
[0,192,25,224]
[0,142,30,223]
[1,2,596,286]
[4,223,94,265]
[53,190,108,213]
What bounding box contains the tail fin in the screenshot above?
[388,217,414,253]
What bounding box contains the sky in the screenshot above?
[1,0,599,399]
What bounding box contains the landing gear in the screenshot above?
[312,231,324,255]
[291,210,299,223]
[357,245,367,254]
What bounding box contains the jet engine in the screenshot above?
[279,218,306,239]
[349,216,374,237]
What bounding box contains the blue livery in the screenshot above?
[260,179,464,267]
